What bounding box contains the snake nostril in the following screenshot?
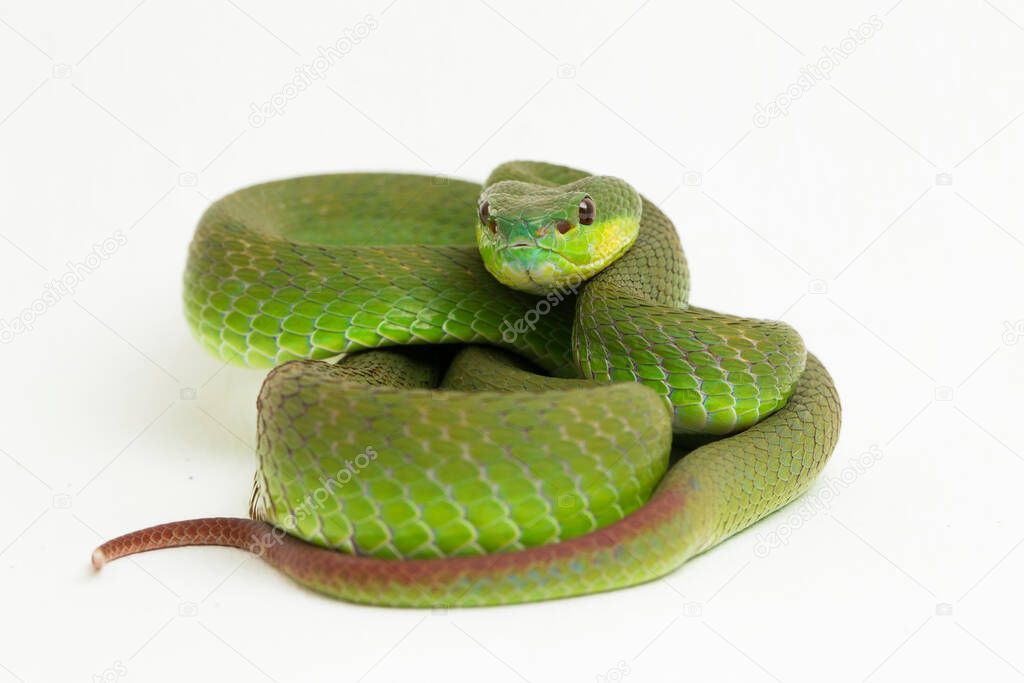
[556,220,573,235]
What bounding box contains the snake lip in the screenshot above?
[510,242,532,248]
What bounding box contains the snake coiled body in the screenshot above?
[94,161,841,606]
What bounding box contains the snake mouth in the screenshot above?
[497,242,552,256]
[495,244,572,265]
[485,245,585,295]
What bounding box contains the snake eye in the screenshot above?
[479,201,497,233]
[578,197,595,226]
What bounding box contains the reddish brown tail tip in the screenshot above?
[90,517,272,572]
[91,547,107,571]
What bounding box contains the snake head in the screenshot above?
[476,176,642,296]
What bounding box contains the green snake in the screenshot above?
[93,161,841,607]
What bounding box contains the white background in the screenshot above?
[1,1,1022,681]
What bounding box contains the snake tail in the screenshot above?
[92,355,839,607]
